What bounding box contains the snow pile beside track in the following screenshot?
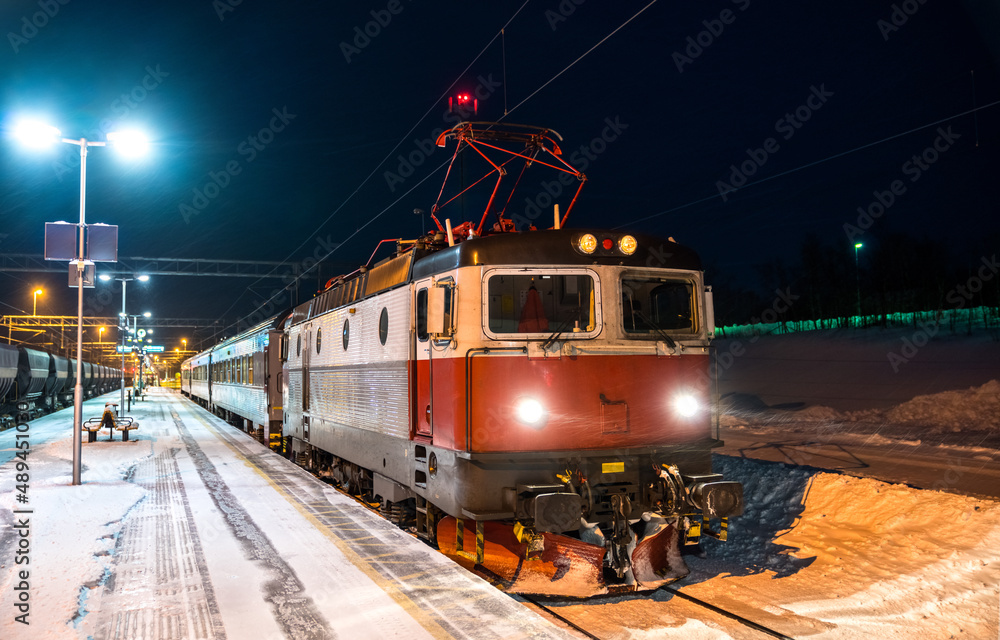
[694,456,1000,638]
[880,379,1000,432]
[722,379,1000,443]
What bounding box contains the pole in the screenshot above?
[854,244,861,322]
[71,140,87,486]
[120,281,127,415]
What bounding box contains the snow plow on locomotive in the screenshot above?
[182,121,743,597]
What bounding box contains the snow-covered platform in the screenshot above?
[0,389,574,640]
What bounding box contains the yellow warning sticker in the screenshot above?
[602,461,625,474]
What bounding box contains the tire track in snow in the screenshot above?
[90,447,227,640]
[186,404,572,640]
[171,409,335,640]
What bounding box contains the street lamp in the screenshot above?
[99,273,150,417]
[16,120,149,485]
[32,288,44,316]
[854,242,863,322]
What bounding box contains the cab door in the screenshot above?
[412,277,456,440]
[413,281,433,438]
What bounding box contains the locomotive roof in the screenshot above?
[278,229,703,327]
[411,228,702,280]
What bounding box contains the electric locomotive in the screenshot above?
[184,121,744,596]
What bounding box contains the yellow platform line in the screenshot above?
[189,411,453,640]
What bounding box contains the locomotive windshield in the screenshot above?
[485,270,598,337]
[621,276,695,336]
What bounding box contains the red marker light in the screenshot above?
[602,238,614,250]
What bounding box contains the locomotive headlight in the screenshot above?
[618,235,638,255]
[578,234,598,254]
[515,398,547,427]
[674,394,699,418]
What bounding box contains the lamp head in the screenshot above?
[106,130,149,157]
[15,120,61,148]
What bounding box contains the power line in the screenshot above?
[616,99,1000,229]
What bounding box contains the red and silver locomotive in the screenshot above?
[183,121,742,596]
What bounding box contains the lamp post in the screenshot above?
[100,274,149,414]
[854,242,863,323]
[16,121,148,485]
[32,289,44,316]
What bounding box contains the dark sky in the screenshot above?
[2,0,998,348]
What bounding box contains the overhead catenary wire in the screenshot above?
[209,0,534,329]
[224,0,661,333]
[615,99,1000,229]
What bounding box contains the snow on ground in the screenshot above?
[715,327,1000,410]
[0,402,153,638]
[687,455,1000,639]
[691,327,1000,637]
[717,328,1000,449]
[544,455,999,639]
[1,392,574,640]
[3,327,999,640]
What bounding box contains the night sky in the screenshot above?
[2,0,998,349]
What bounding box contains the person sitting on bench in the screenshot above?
[100,403,117,441]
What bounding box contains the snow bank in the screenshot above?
[723,380,1000,449]
[692,456,1000,639]
[880,379,1000,432]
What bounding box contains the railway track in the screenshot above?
[522,588,796,640]
[659,587,795,639]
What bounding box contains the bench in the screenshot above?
[83,404,140,442]
[82,417,106,443]
[115,417,140,441]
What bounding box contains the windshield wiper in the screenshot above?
[633,309,677,349]
[541,307,582,351]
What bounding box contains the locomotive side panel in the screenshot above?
[286,286,412,476]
